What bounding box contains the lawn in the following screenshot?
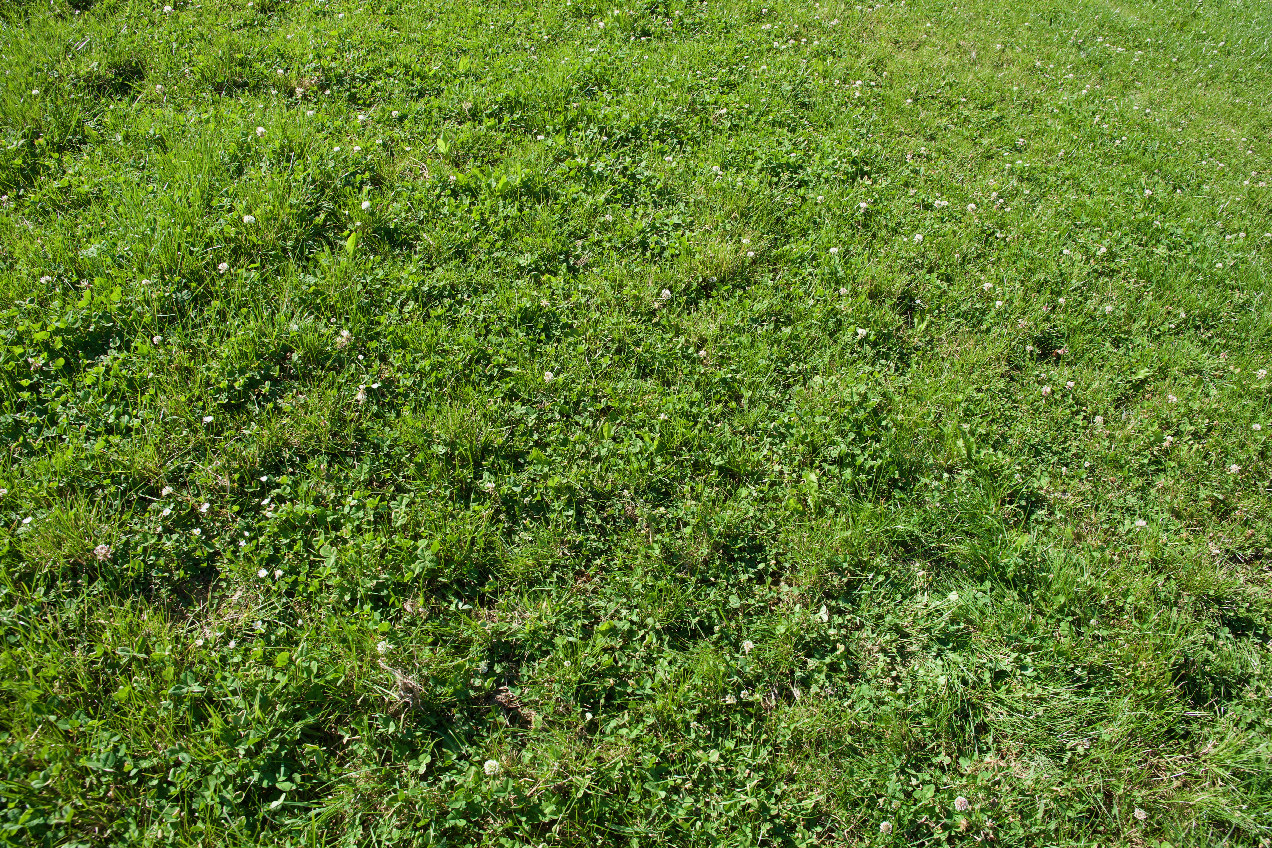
[2,0,1271,844]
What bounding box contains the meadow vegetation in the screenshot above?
[2,0,1271,844]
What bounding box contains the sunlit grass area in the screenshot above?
[2,0,1271,844]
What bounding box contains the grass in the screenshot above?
[1,0,1271,844]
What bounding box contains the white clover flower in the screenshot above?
[913,233,924,243]
[1093,416,1104,426]
[483,759,502,776]
[967,203,976,212]
[22,517,32,525]
[484,481,496,491]
[258,568,268,578]
[1257,369,1267,380]
[544,371,554,382]
[203,415,213,423]
[839,287,848,295]
[1065,381,1075,389]
[856,327,867,339]
[1253,424,1262,431]
[361,200,371,210]
[242,214,255,224]
[697,350,707,358]
[1163,435,1173,446]
[153,335,162,344]
[93,544,112,561]
[954,796,970,812]
[1167,394,1177,404]
[377,640,390,655]
[995,300,1003,308]
[1229,464,1241,474]
[742,640,755,654]
[1133,807,1147,821]
[879,821,893,835]
[660,288,672,299]
[1134,519,1147,527]
[163,4,172,11]
[161,486,173,496]
[39,275,53,284]
[828,246,839,254]
[1104,304,1114,314]
[1097,246,1107,255]
[982,282,993,291]
[1041,386,1051,396]
[256,126,266,137]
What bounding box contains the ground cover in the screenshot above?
[2,0,1271,844]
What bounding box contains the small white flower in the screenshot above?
[191,528,201,536]
[1133,807,1148,821]
[93,544,112,561]
[660,289,672,299]
[242,214,255,224]
[1058,297,1065,305]
[1228,464,1241,474]
[161,486,173,496]
[1041,386,1051,396]
[856,328,867,339]
[199,502,210,513]
[484,481,496,491]
[1065,381,1075,389]
[954,796,970,812]
[995,300,1003,308]
[258,568,268,578]
[818,605,829,623]
[967,203,976,212]
[828,246,839,254]
[256,126,266,137]
[483,759,502,776]
[839,287,848,296]
[1135,519,1147,527]
[22,517,32,525]
[1093,416,1104,426]
[377,640,391,655]
[202,415,213,423]
[913,233,924,243]
[879,821,893,835]
[1163,435,1173,446]
[163,4,173,11]
[1253,424,1262,431]
[544,371,554,382]
[742,640,755,654]
[1144,188,1152,196]
[1097,245,1107,255]
[698,350,707,358]
[361,200,371,210]
[1254,369,1267,380]
[982,282,993,291]
[152,335,162,344]
[1167,394,1177,404]
[274,569,283,579]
